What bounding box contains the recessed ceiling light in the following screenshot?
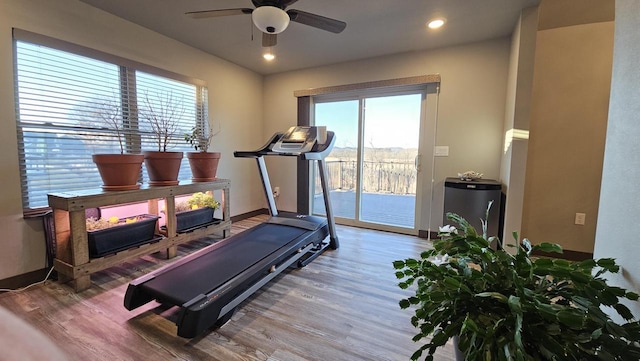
[427,18,445,29]
[263,52,275,61]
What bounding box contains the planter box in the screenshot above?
[176,207,219,233]
[88,214,159,258]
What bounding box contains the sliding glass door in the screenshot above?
[312,90,426,234]
[360,95,421,228]
[313,100,359,220]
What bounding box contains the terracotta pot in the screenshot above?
[92,153,144,191]
[143,151,183,186]
[186,152,221,182]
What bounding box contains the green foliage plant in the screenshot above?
[393,203,640,361]
[184,124,215,152]
[188,191,219,210]
[174,192,219,213]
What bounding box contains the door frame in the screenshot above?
[295,75,441,236]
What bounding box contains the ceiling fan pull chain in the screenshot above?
[250,18,254,41]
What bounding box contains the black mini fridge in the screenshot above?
[443,177,503,240]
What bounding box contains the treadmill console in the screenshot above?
[272,126,318,154]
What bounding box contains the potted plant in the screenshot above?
[184,124,221,182]
[393,203,640,361]
[169,191,220,233]
[140,91,184,186]
[91,99,144,191]
[85,214,159,258]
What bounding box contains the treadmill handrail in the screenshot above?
[233,131,335,159]
[233,133,283,158]
[303,132,335,160]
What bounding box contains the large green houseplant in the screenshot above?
[393,203,640,361]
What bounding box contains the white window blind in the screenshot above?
[14,35,208,212]
[136,71,205,182]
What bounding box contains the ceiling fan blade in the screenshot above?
[262,33,277,47]
[252,0,298,8]
[278,0,299,8]
[185,8,253,19]
[287,9,346,33]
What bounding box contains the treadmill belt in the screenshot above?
[141,223,307,305]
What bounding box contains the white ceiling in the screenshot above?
[78,0,540,75]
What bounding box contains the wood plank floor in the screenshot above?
[0,216,457,361]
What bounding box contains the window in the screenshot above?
[13,31,208,212]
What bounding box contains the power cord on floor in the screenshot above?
[0,266,55,293]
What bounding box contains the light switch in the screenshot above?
[435,146,449,157]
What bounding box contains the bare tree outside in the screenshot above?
[140,91,184,152]
[320,146,418,195]
[93,98,126,154]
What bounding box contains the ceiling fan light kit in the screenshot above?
[186,0,346,52]
[252,6,290,34]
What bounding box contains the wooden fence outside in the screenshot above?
[316,160,417,195]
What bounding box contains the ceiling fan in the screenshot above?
[186,0,347,47]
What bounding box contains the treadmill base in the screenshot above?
[125,216,329,338]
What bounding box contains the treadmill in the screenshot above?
[124,126,339,338]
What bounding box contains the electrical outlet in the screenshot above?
[575,213,586,225]
[273,186,280,198]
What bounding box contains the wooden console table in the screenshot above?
[47,180,231,292]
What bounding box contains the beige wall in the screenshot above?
[500,7,538,248]
[0,0,264,279]
[521,1,614,253]
[3,0,619,285]
[595,0,640,321]
[0,0,513,281]
[263,38,511,231]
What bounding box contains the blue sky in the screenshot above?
[314,93,421,149]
